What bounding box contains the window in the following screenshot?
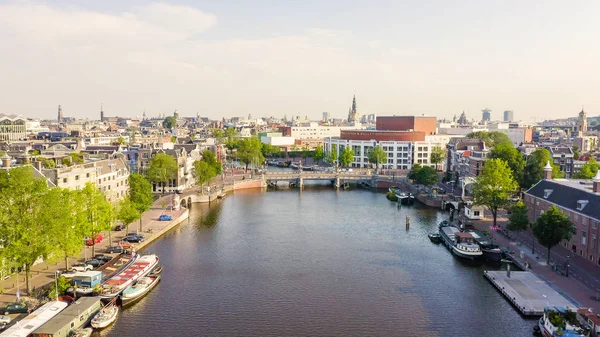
[593,221,599,230]
[86,173,90,178]
[543,189,553,198]
[592,234,596,249]
[582,231,587,245]
[474,211,480,216]
[63,178,67,183]
[75,175,79,181]
[577,200,589,211]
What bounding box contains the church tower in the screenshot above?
[100,103,104,122]
[57,105,63,123]
[347,95,359,123]
[577,108,588,135]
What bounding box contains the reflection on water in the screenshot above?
[103,188,535,337]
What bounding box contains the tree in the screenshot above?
[163,116,177,129]
[0,166,57,294]
[45,188,83,270]
[368,145,387,170]
[117,197,141,234]
[489,143,525,185]
[201,150,222,175]
[193,161,214,193]
[472,158,518,228]
[466,131,512,148]
[146,153,178,193]
[41,158,55,169]
[116,136,127,145]
[533,205,575,264]
[69,153,84,165]
[521,148,563,188]
[507,201,529,241]
[261,143,280,157]
[237,137,264,171]
[314,145,325,165]
[408,163,422,181]
[430,146,446,171]
[572,145,580,160]
[301,148,312,165]
[212,129,225,144]
[129,173,154,232]
[416,166,439,186]
[326,146,338,166]
[78,183,113,256]
[224,128,238,150]
[573,158,599,179]
[338,146,354,168]
[63,157,72,167]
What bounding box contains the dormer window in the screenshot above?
[544,189,553,199]
[577,200,589,211]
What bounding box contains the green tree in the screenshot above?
[0,167,59,293]
[261,143,280,157]
[224,128,239,150]
[78,183,113,256]
[430,146,446,171]
[146,153,178,193]
[368,145,387,170]
[326,146,338,166]
[193,161,214,193]
[163,116,177,129]
[314,145,325,165]
[572,145,580,160]
[48,276,71,300]
[573,158,599,179]
[408,163,422,181]
[466,131,513,148]
[45,188,83,270]
[62,156,72,167]
[301,148,312,165]
[212,129,225,144]
[129,173,154,232]
[237,137,264,171]
[490,143,525,186]
[416,166,439,186]
[201,150,222,175]
[116,136,127,145]
[69,153,84,165]
[116,197,141,234]
[41,158,55,169]
[472,158,518,228]
[507,201,529,241]
[338,146,354,168]
[521,148,563,188]
[533,205,575,264]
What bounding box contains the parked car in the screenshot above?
[159,214,173,221]
[94,254,113,263]
[117,241,134,249]
[84,234,103,246]
[71,264,93,272]
[85,259,103,268]
[114,224,126,231]
[59,270,78,278]
[106,245,124,254]
[3,302,28,314]
[123,235,144,243]
[127,232,144,239]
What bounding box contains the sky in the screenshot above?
[1,0,599,121]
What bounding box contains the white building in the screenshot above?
[290,123,363,140]
[325,138,413,169]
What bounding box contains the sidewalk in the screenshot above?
[0,193,187,306]
[473,215,600,309]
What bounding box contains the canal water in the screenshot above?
[101,187,536,337]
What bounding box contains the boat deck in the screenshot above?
[104,259,151,287]
[97,254,135,281]
[484,270,577,316]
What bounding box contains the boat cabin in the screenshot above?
[71,271,102,290]
[32,297,101,337]
[455,232,477,244]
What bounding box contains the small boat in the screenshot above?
[90,300,119,329]
[388,186,401,193]
[428,233,442,244]
[121,275,161,307]
[68,328,93,337]
[395,192,415,205]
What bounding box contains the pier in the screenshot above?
[483,270,577,316]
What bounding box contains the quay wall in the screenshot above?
[136,209,189,251]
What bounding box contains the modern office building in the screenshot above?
[503,110,514,122]
[482,109,491,122]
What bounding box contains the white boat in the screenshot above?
[0,300,68,337]
[121,275,161,307]
[69,327,93,337]
[99,254,159,300]
[439,226,482,260]
[538,306,589,337]
[90,301,119,329]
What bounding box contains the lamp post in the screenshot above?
[54,271,59,301]
[565,255,570,277]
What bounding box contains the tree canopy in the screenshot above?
[78,183,113,256]
[326,146,338,165]
[338,146,355,168]
[521,148,564,188]
[146,153,178,193]
[472,158,518,227]
[116,197,141,233]
[573,158,599,179]
[129,173,154,232]
[408,164,439,186]
[466,131,513,148]
[430,146,446,171]
[261,143,280,157]
[163,116,177,129]
[533,205,575,264]
[237,137,264,171]
[507,201,529,234]
[368,145,387,169]
[489,143,525,186]
[313,145,325,164]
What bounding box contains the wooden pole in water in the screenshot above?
[406,215,411,229]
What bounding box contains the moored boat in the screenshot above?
[121,275,161,307]
[452,232,483,260]
[68,328,93,337]
[538,306,589,337]
[90,300,119,329]
[467,230,504,262]
[0,300,69,337]
[99,254,159,300]
[148,265,163,276]
[428,233,442,244]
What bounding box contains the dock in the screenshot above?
[484,270,577,316]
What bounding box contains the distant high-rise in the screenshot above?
[347,95,360,123]
[457,111,468,125]
[174,109,180,119]
[482,108,491,122]
[503,110,514,122]
[100,103,104,122]
[57,105,63,123]
[322,111,330,122]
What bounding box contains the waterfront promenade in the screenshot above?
[0,193,188,306]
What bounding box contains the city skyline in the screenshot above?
[1,1,599,121]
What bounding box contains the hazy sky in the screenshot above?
[1,0,599,121]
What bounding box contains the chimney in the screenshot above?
[543,161,553,180]
[1,154,11,168]
[594,169,600,193]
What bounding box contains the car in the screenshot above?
[123,235,144,243]
[117,241,134,249]
[85,259,103,268]
[114,224,126,231]
[159,214,173,221]
[94,254,113,263]
[106,245,124,254]
[3,302,28,314]
[0,314,12,324]
[84,234,103,246]
[58,270,78,278]
[71,264,93,272]
[127,232,145,239]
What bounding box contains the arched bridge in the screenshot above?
[264,171,404,188]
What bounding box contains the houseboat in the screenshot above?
[32,297,101,337]
[467,230,504,262]
[99,254,159,300]
[439,226,482,260]
[538,306,589,337]
[0,300,68,337]
[68,271,102,296]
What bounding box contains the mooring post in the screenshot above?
[406,215,411,229]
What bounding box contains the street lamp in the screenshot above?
[54,271,59,301]
[565,255,570,277]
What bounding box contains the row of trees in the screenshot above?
[0,168,154,294]
[193,150,223,192]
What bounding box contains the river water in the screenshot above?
[101,187,536,337]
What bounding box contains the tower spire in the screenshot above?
[100,103,104,122]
